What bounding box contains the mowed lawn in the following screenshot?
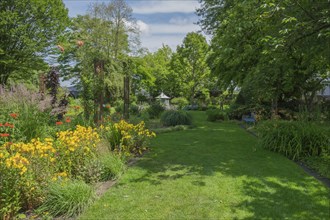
[80,112,329,219]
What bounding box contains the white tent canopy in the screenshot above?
[156,92,170,99]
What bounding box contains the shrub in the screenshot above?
[227,104,250,120]
[257,120,330,160]
[99,153,126,181]
[206,109,228,122]
[114,100,124,113]
[0,84,54,144]
[160,110,192,127]
[130,103,140,115]
[171,97,189,110]
[147,102,165,119]
[38,180,95,218]
[303,154,330,179]
[0,125,100,218]
[100,120,156,156]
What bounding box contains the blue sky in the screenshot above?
[63,0,202,52]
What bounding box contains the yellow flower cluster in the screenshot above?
[51,171,68,181]
[57,125,100,153]
[9,138,56,159]
[105,120,156,155]
[115,120,156,140]
[4,152,29,175]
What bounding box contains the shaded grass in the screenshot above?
[80,111,330,219]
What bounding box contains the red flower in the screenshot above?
[0,123,3,127]
[4,122,14,128]
[0,133,10,137]
[65,118,71,123]
[56,121,63,125]
[9,113,18,119]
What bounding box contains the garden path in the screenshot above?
[80,112,330,219]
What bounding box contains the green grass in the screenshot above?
[80,111,329,219]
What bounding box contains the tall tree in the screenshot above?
[170,32,211,103]
[0,0,69,84]
[197,0,330,113]
[58,0,139,119]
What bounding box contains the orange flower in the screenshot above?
[65,118,71,123]
[56,121,63,125]
[4,122,13,128]
[0,133,10,137]
[57,44,64,52]
[9,113,18,119]
[77,40,84,47]
[0,123,3,127]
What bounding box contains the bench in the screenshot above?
[242,113,256,125]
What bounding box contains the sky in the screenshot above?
[63,0,203,52]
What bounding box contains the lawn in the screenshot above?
[80,111,329,219]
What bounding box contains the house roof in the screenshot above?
[156,92,170,99]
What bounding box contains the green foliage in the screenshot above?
[170,32,212,102]
[0,84,55,144]
[206,109,228,122]
[39,180,95,218]
[130,103,140,115]
[257,120,330,160]
[0,0,69,84]
[99,153,126,181]
[171,97,189,110]
[160,110,192,127]
[147,102,165,119]
[303,154,330,179]
[198,0,330,114]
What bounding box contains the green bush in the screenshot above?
[206,109,228,122]
[303,154,330,179]
[130,103,139,115]
[99,153,126,181]
[171,97,189,110]
[257,120,330,160]
[38,180,95,218]
[114,100,124,113]
[0,84,55,144]
[160,110,192,127]
[147,102,165,119]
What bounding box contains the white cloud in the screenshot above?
[140,35,186,52]
[149,23,200,34]
[132,1,200,14]
[169,16,197,26]
[136,20,150,35]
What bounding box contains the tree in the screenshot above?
[170,32,211,103]
[58,0,139,120]
[0,0,69,84]
[197,0,330,114]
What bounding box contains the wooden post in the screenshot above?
[39,73,46,99]
[94,59,105,125]
[123,62,130,120]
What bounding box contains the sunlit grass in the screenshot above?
[80,111,329,219]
